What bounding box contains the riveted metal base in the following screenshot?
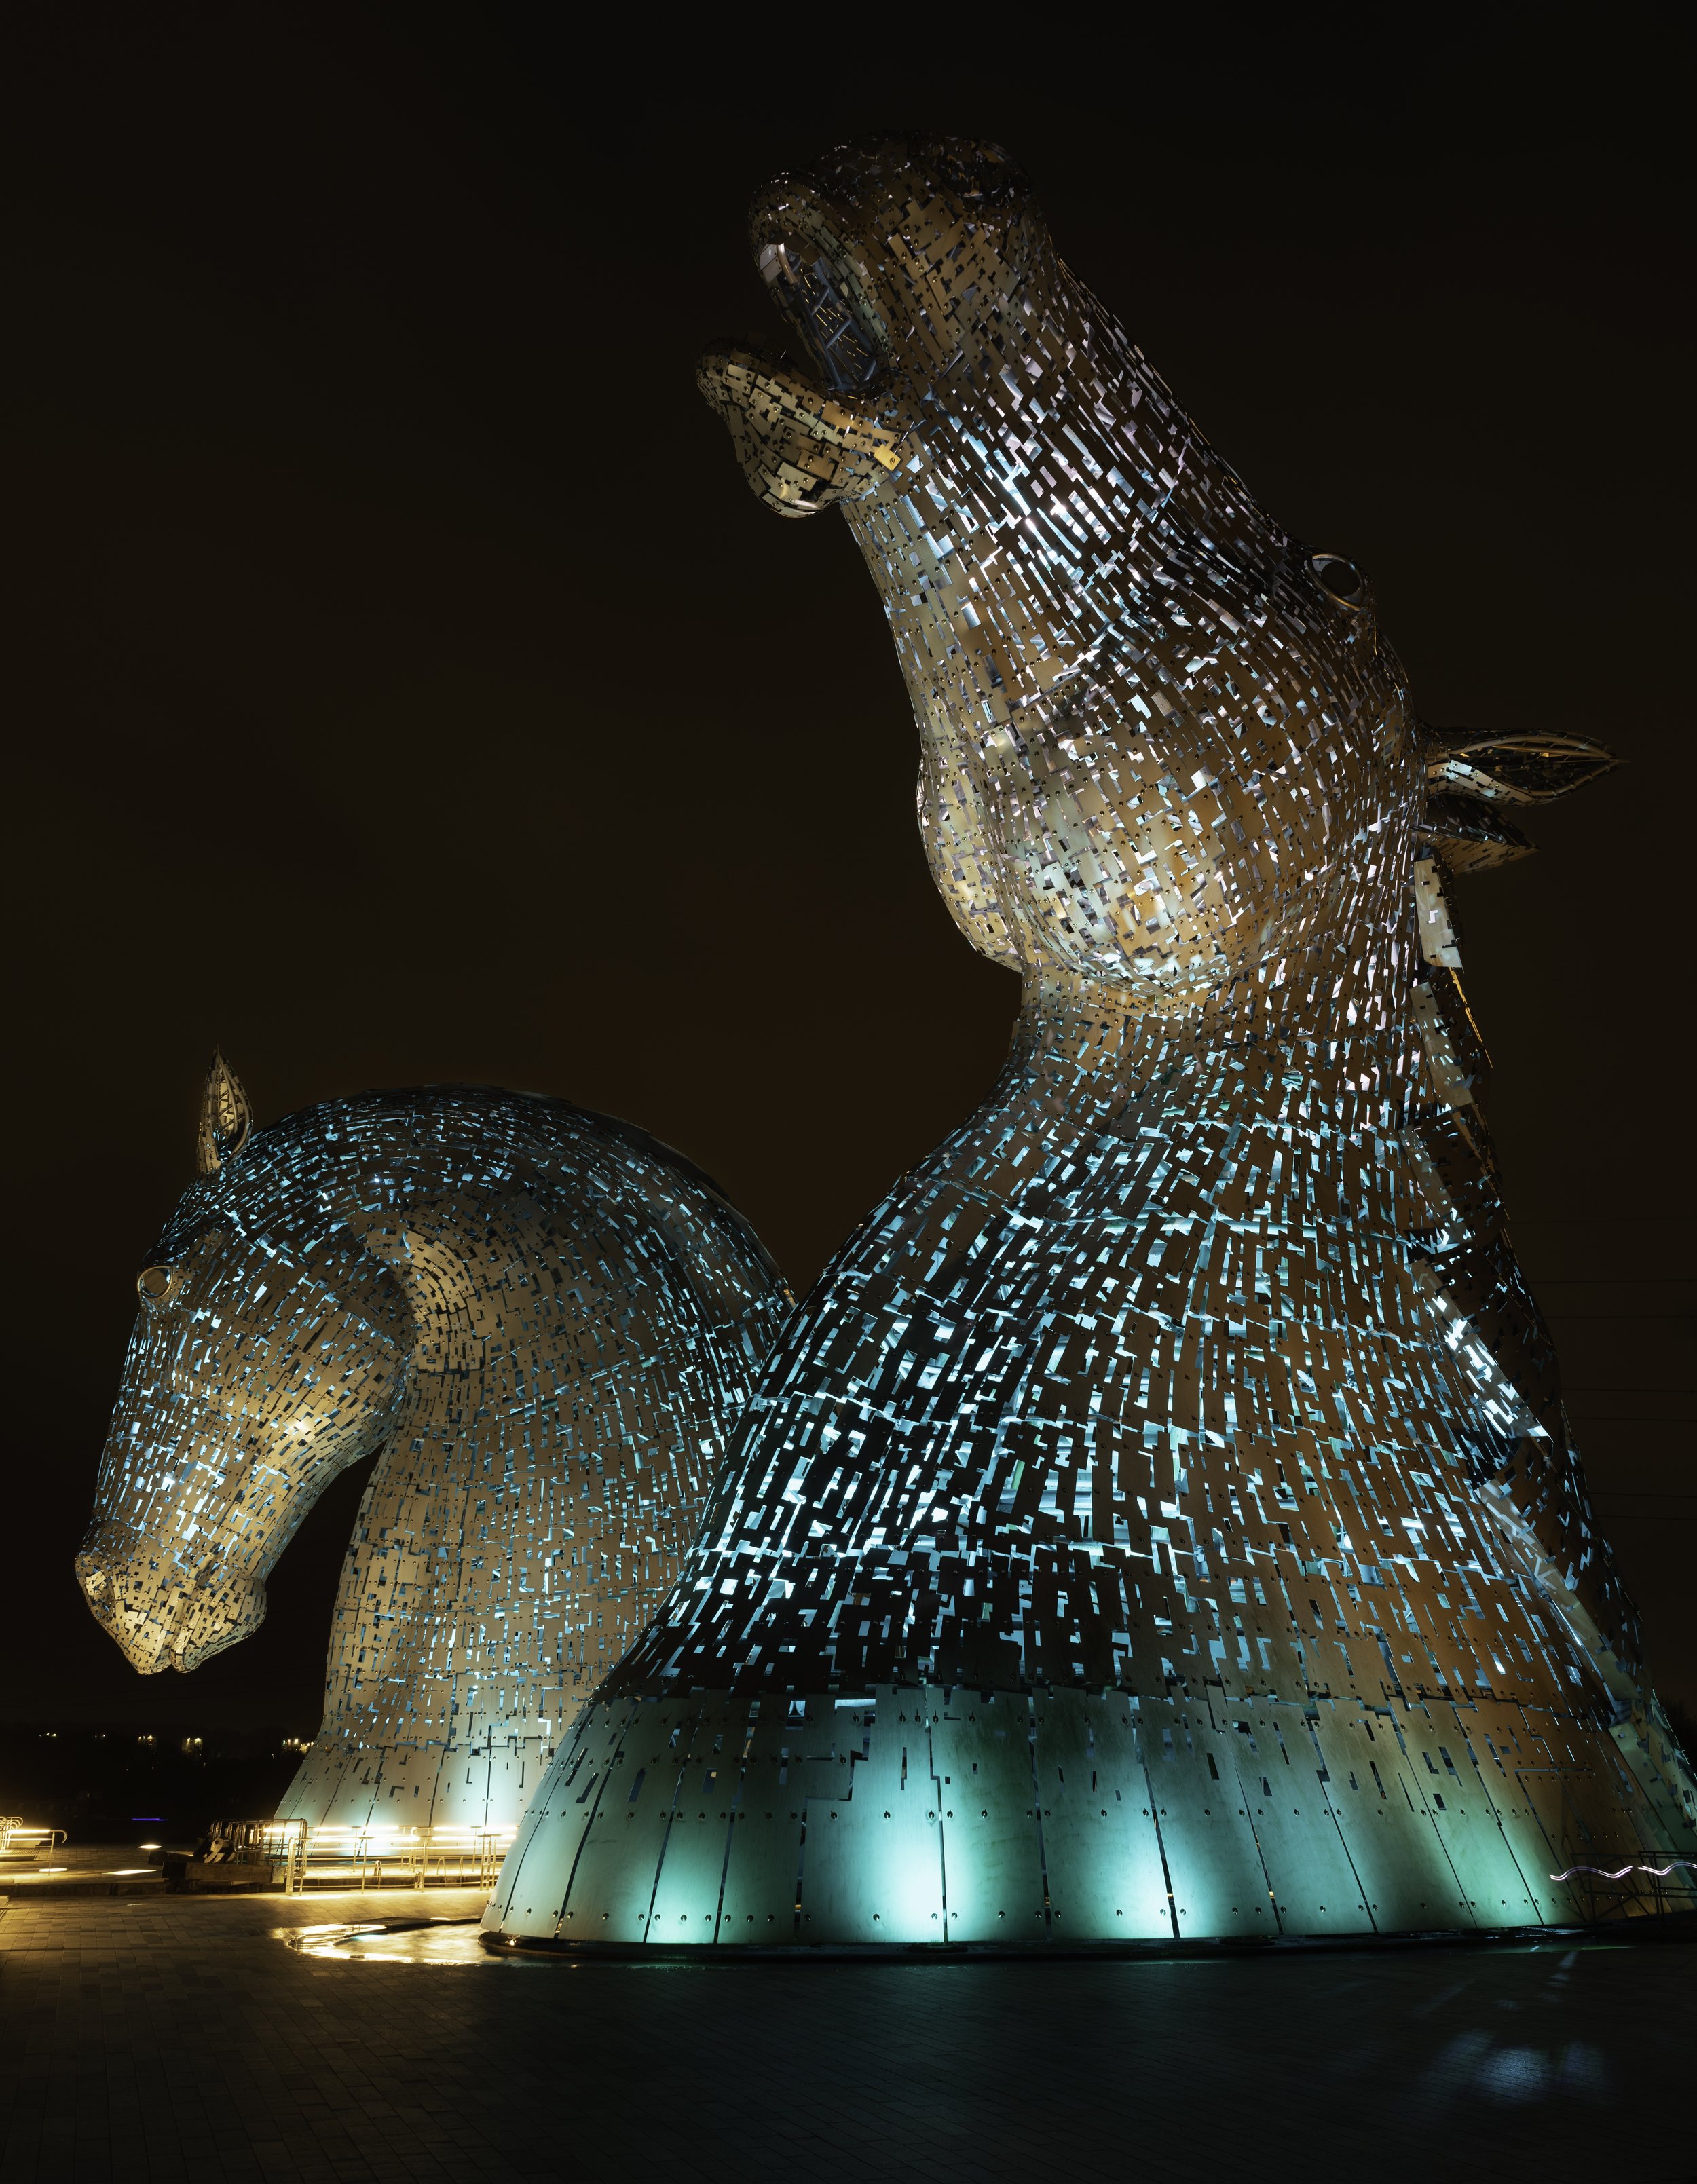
[481,1684,1697,1952]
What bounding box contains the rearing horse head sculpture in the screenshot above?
[485,135,1692,1952]
[698,133,1611,1027]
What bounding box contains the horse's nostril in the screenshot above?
[138,1264,176,1302]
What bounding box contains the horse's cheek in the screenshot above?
[257,1325,398,1458]
[1001,768,1246,992]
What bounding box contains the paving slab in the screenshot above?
[1,1892,1692,2181]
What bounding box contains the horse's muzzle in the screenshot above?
[75,1524,269,1672]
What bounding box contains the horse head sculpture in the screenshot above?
[485,136,1692,1950]
[80,1059,789,1828]
[694,132,1635,1670]
[79,1056,409,1672]
[698,135,1613,1019]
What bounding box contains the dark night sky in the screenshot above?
[5,6,1691,1734]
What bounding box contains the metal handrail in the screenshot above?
[0,1820,67,1857]
[202,1817,513,1892]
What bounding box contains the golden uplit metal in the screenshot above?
[486,133,1695,1951]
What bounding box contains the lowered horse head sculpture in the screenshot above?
[485,136,1693,1950]
[80,1058,789,1829]
[79,1056,407,1673]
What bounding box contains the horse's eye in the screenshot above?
[138,1265,177,1302]
[1312,553,1366,607]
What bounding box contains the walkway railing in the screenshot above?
[0,1819,68,1859]
[202,1818,514,1892]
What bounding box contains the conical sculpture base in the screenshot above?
[487,1686,1695,1951]
[483,134,1696,1951]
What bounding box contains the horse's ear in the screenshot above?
[1423,727,1619,806]
[196,1051,255,1175]
[1419,793,1534,874]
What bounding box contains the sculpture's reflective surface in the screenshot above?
[79,1062,788,1830]
[486,134,1694,1948]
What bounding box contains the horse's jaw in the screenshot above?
[75,1534,268,1673]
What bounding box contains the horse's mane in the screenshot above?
[151,1082,770,1279]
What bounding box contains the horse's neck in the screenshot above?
[346,1192,534,1579]
[329,1234,524,1725]
[844,296,1225,716]
[922,965,1418,1232]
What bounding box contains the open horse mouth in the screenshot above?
[76,1530,267,1673]
[695,247,902,520]
[696,137,1034,520]
[692,157,910,521]
[752,231,886,394]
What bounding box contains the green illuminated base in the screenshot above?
[481,1684,1697,1949]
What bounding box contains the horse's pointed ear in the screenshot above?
[1423,727,1619,806]
[1419,793,1535,874]
[197,1051,255,1175]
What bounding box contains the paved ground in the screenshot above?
[1,1889,1693,2182]
[2,1843,166,1899]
